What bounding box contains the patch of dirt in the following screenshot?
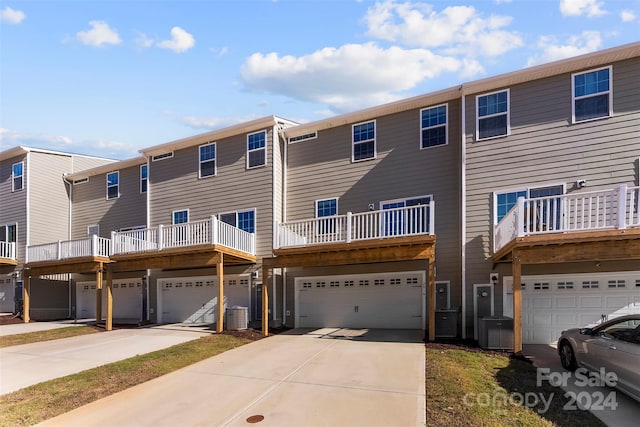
[223,326,291,341]
[425,339,529,361]
[0,314,24,325]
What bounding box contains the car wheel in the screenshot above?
[559,341,577,371]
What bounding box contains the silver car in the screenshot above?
[558,315,640,403]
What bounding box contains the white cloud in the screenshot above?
[0,6,25,24]
[241,42,462,113]
[620,10,636,22]
[76,21,121,47]
[157,27,195,53]
[135,32,154,49]
[527,31,602,66]
[0,128,137,159]
[363,1,522,57]
[180,114,260,130]
[559,0,606,17]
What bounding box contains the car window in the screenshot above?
[598,320,640,342]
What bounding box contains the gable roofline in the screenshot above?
[140,115,299,157]
[65,156,147,181]
[283,41,640,139]
[0,145,117,162]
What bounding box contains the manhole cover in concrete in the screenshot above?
[246,415,264,423]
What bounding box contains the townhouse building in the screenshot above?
[8,42,640,353]
[0,146,115,318]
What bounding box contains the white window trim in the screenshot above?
[571,65,613,124]
[475,89,510,141]
[106,171,119,200]
[140,164,148,193]
[379,194,433,209]
[420,104,448,150]
[73,177,89,185]
[12,161,24,192]
[246,130,267,169]
[315,198,339,217]
[198,142,217,179]
[492,182,566,225]
[87,225,100,237]
[152,152,174,161]
[172,209,189,225]
[351,120,377,163]
[0,223,18,243]
[288,132,318,144]
[218,208,257,232]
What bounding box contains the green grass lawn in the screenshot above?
[426,346,606,427]
[0,326,98,348]
[0,333,251,427]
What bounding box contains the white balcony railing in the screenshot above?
[0,241,16,260]
[494,184,640,253]
[112,216,256,256]
[276,202,435,249]
[27,235,111,263]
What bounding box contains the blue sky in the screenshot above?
[1,0,638,160]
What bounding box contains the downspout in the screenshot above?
[460,90,467,340]
[63,172,73,319]
[282,125,289,325]
[272,123,278,323]
[144,155,151,322]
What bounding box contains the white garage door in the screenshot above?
[76,279,142,322]
[157,276,250,324]
[296,271,425,329]
[504,272,640,344]
[0,276,14,312]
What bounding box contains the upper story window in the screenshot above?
[380,195,432,236]
[572,66,612,123]
[140,165,148,193]
[316,198,338,218]
[247,131,266,169]
[87,225,100,237]
[352,121,376,162]
[494,184,564,229]
[173,209,189,224]
[0,224,17,243]
[199,142,216,178]
[220,209,256,233]
[477,90,509,140]
[106,172,119,200]
[12,162,23,191]
[421,104,447,149]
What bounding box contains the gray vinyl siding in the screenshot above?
[464,57,640,329]
[0,153,28,266]
[71,164,147,238]
[286,101,462,306]
[149,128,275,258]
[28,152,72,245]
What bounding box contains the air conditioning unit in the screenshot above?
[478,317,513,350]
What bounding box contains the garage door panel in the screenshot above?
[555,297,577,309]
[76,280,142,321]
[579,296,603,308]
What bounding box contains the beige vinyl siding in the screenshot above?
[71,156,116,173]
[0,154,28,265]
[464,57,640,327]
[286,102,462,302]
[149,128,275,258]
[72,165,146,238]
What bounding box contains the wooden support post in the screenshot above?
[23,274,30,323]
[105,268,113,331]
[216,254,224,333]
[262,265,269,337]
[512,252,523,354]
[428,256,436,342]
[96,265,103,325]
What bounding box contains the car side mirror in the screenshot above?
[579,328,593,335]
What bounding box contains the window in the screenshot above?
[106,172,119,200]
[316,198,338,235]
[73,177,89,185]
[87,225,100,237]
[557,281,574,290]
[381,195,432,236]
[573,66,612,123]
[582,280,599,289]
[220,209,256,233]
[477,90,509,140]
[140,165,148,193]
[421,104,447,148]
[247,131,266,168]
[352,121,376,161]
[289,132,317,143]
[152,152,173,161]
[494,185,564,226]
[12,162,23,191]
[173,210,189,224]
[608,280,625,288]
[0,224,17,243]
[199,142,216,178]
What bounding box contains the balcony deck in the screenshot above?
[493,184,640,262]
[0,241,17,266]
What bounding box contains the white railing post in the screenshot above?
[617,184,627,229]
[92,234,98,257]
[211,216,218,245]
[346,212,352,243]
[274,220,280,249]
[429,201,435,235]
[158,225,164,250]
[111,231,116,254]
[57,240,62,260]
[516,197,525,237]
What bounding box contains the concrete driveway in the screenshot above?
[38,328,426,427]
[1,324,211,395]
[524,344,640,427]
